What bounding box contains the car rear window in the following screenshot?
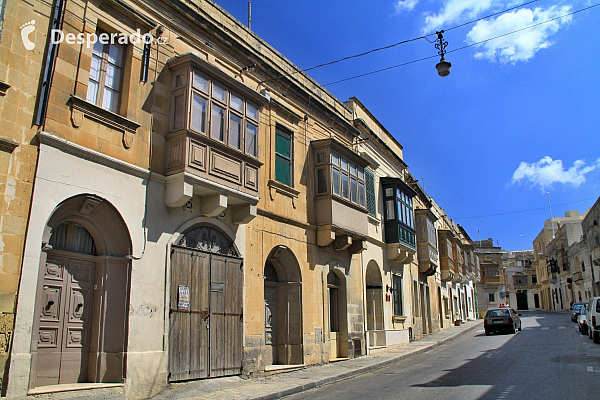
[486,309,510,317]
[596,299,600,313]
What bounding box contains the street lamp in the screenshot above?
[435,30,451,77]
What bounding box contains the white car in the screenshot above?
[578,304,588,335]
[586,297,600,343]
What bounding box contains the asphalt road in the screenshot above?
[288,311,600,400]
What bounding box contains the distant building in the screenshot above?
[474,239,506,311]
[503,250,536,310]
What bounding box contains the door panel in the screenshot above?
[35,256,95,386]
[169,248,210,381]
[169,247,242,381]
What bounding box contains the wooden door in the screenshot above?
[35,256,94,386]
[210,255,243,378]
[169,247,242,381]
[169,247,210,381]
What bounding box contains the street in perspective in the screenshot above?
[1,0,599,400]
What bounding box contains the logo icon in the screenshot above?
[20,20,36,50]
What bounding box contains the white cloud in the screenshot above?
[395,0,419,12]
[510,156,600,190]
[466,6,573,63]
[422,0,493,33]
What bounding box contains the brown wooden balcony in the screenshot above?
[164,53,269,224]
[312,139,369,253]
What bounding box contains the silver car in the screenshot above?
[484,308,522,335]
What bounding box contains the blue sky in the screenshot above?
[214,0,600,251]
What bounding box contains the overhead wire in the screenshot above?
[452,197,598,220]
[322,3,600,86]
[259,0,541,85]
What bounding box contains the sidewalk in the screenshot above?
[154,320,482,400]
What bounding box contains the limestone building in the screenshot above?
[474,239,506,310]
[2,0,480,398]
[503,250,536,310]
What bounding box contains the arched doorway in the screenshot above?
[31,195,131,388]
[365,261,384,348]
[169,225,243,381]
[328,269,348,360]
[263,246,303,367]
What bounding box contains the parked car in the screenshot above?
[484,308,522,335]
[578,304,588,335]
[586,297,600,343]
[571,302,587,322]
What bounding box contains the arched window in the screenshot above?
[177,225,239,256]
[49,222,96,255]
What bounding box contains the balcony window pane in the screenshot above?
[350,163,356,176]
[358,182,365,207]
[246,123,257,157]
[341,157,348,171]
[193,71,208,92]
[350,177,357,203]
[211,104,225,141]
[331,151,340,166]
[247,103,258,120]
[358,168,364,180]
[229,114,242,149]
[102,88,118,112]
[332,168,340,195]
[385,188,393,197]
[86,80,98,105]
[317,169,327,194]
[213,84,226,102]
[231,94,243,112]
[191,93,207,133]
[386,200,395,220]
[342,173,349,199]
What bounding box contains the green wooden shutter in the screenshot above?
[365,170,376,217]
[275,127,292,186]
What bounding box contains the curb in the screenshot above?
[253,321,483,400]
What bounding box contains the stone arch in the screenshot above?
[31,194,131,388]
[365,261,384,348]
[263,246,303,367]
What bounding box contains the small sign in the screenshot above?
[178,285,190,309]
[500,291,506,299]
[484,293,489,299]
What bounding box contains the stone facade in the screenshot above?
[2,1,481,398]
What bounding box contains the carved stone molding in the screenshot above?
[69,95,140,149]
[0,137,19,153]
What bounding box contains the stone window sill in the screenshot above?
[69,95,140,134]
[268,179,299,208]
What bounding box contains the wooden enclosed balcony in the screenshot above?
[312,139,369,253]
[164,53,269,224]
[415,209,439,276]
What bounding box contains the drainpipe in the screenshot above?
[34,0,66,127]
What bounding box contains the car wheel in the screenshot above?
[594,332,600,344]
[511,324,516,334]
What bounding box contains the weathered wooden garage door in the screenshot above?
[169,245,243,381]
